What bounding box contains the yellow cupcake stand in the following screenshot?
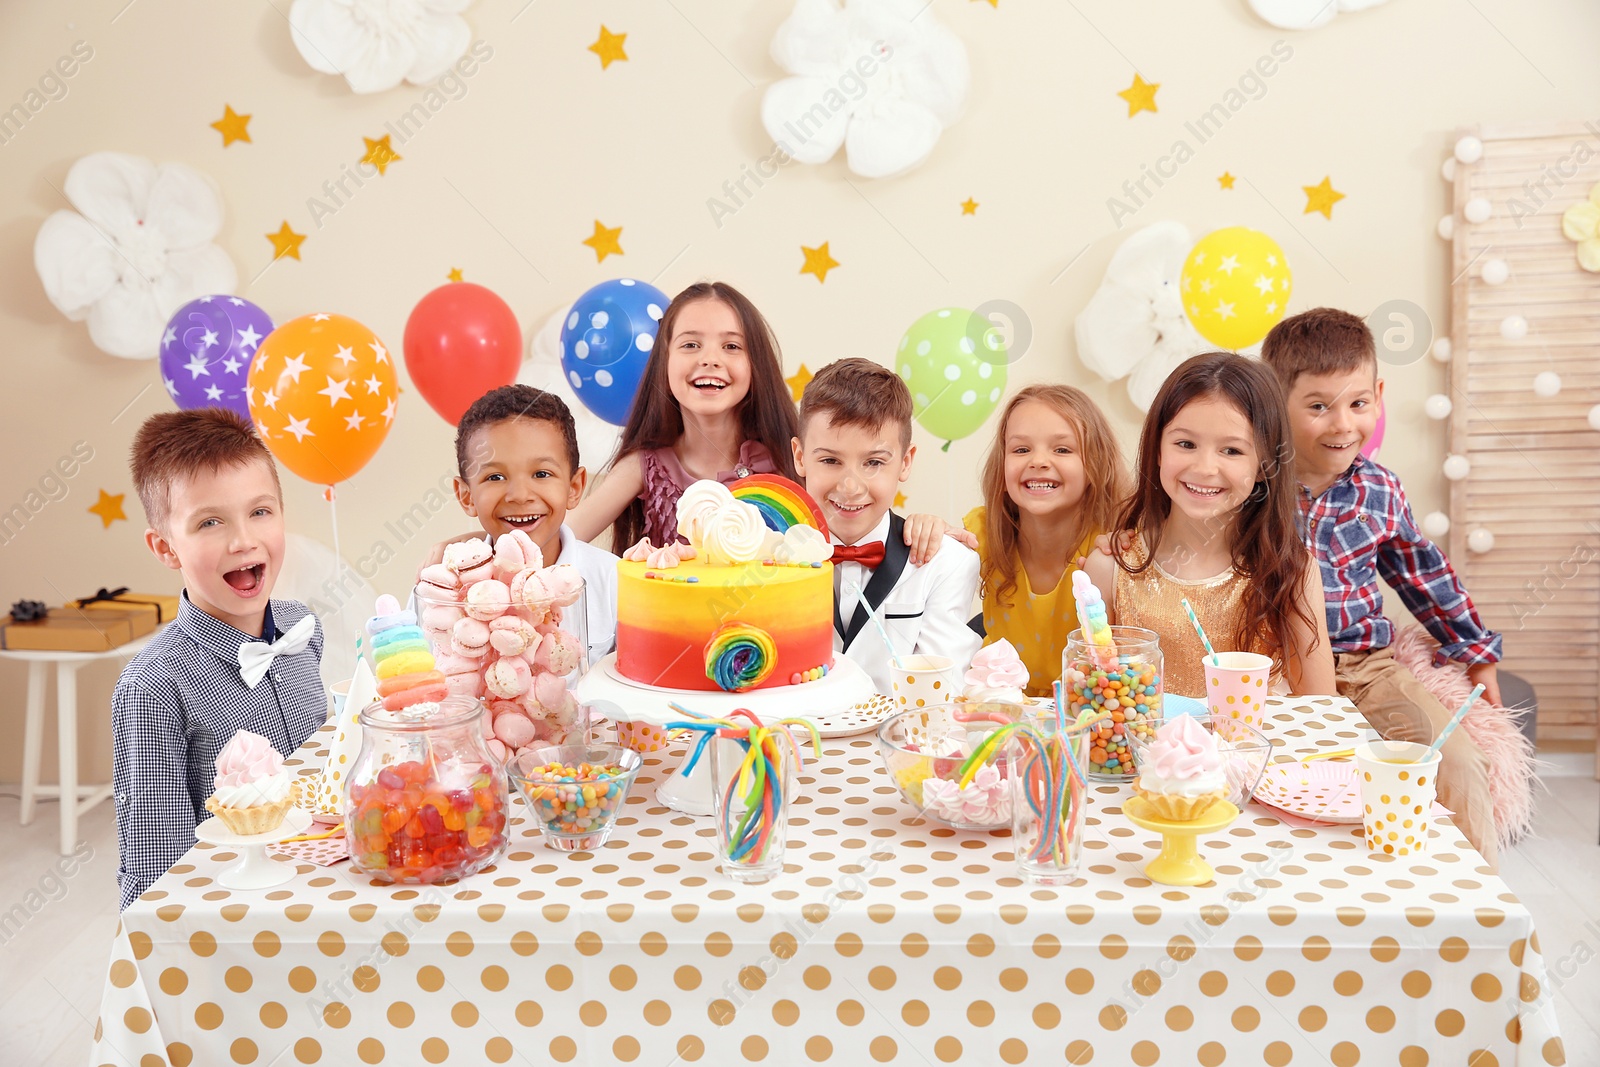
[1123,797,1240,886]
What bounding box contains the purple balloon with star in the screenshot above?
[158,296,275,420]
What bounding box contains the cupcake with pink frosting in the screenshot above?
[204,730,295,835]
[960,640,1029,704]
[1133,715,1227,821]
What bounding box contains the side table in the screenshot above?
[1,631,160,854]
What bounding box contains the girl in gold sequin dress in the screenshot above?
[1083,354,1336,698]
[964,385,1128,698]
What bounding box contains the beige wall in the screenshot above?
[4,0,1598,783]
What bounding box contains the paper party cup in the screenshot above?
[330,678,352,718]
[891,654,958,711]
[1354,740,1441,857]
[615,719,671,753]
[1203,651,1273,729]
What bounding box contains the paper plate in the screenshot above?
[1252,761,1364,824]
[810,693,898,738]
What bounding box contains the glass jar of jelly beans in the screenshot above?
[1062,626,1163,782]
[344,695,509,884]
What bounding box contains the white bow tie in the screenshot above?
[238,614,316,689]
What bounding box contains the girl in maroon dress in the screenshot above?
[567,281,802,551]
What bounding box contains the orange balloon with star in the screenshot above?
[246,313,399,486]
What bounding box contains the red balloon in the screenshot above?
[403,282,523,425]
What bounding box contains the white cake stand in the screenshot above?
[575,653,879,816]
[194,807,313,889]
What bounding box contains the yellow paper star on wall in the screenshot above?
[447,267,464,282]
[267,221,306,261]
[960,197,979,215]
[589,26,628,69]
[210,104,251,147]
[1118,74,1159,116]
[88,490,126,528]
[362,135,402,176]
[893,491,907,509]
[582,220,624,262]
[785,364,813,402]
[1302,176,1345,219]
[800,242,839,283]
[1218,172,1236,190]
[972,0,999,7]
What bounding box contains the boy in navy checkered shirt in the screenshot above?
[1263,309,1502,866]
[112,410,326,909]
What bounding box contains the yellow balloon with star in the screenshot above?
[1179,227,1292,349]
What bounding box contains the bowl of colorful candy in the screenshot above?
[344,696,510,884]
[876,703,1028,829]
[509,744,642,851]
[1126,717,1272,809]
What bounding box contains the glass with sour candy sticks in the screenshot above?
[666,707,820,885]
[960,684,1099,885]
[1063,571,1164,780]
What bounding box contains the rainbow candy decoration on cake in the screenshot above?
[730,474,828,538]
[367,594,448,711]
[1071,571,1118,667]
[705,622,778,692]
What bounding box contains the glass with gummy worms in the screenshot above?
[1062,626,1163,782]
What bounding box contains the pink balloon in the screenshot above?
[1361,398,1385,458]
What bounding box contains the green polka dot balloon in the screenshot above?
[896,307,1008,448]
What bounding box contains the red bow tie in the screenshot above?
[831,541,885,568]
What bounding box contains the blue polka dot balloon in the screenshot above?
[559,278,669,426]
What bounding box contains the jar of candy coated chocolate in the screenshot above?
[344,695,509,884]
[1062,626,1163,781]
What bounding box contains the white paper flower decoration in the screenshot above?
[761,0,968,180]
[289,0,474,94]
[1247,0,1395,30]
[34,152,237,360]
[1074,222,1209,412]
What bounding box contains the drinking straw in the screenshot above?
[281,822,344,843]
[1424,684,1484,759]
[846,580,904,669]
[1179,596,1219,666]
[1299,748,1355,763]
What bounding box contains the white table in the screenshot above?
[91,697,1566,1066]
[0,631,160,854]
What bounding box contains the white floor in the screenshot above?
[3,767,1597,1066]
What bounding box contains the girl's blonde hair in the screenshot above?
[979,384,1126,609]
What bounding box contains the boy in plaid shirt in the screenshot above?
[112,410,326,908]
[1263,309,1501,866]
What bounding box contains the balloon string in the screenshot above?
[326,486,343,583]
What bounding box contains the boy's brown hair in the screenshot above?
[1260,307,1377,390]
[456,385,581,478]
[130,409,281,532]
[799,358,913,448]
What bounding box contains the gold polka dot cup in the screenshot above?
[891,654,957,710]
[1354,740,1440,857]
[1203,651,1273,730]
[615,719,671,753]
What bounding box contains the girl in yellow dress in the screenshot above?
[964,385,1127,697]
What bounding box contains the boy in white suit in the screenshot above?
[792,358,982,696]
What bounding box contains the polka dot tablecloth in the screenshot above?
[93,698,1565,1066]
